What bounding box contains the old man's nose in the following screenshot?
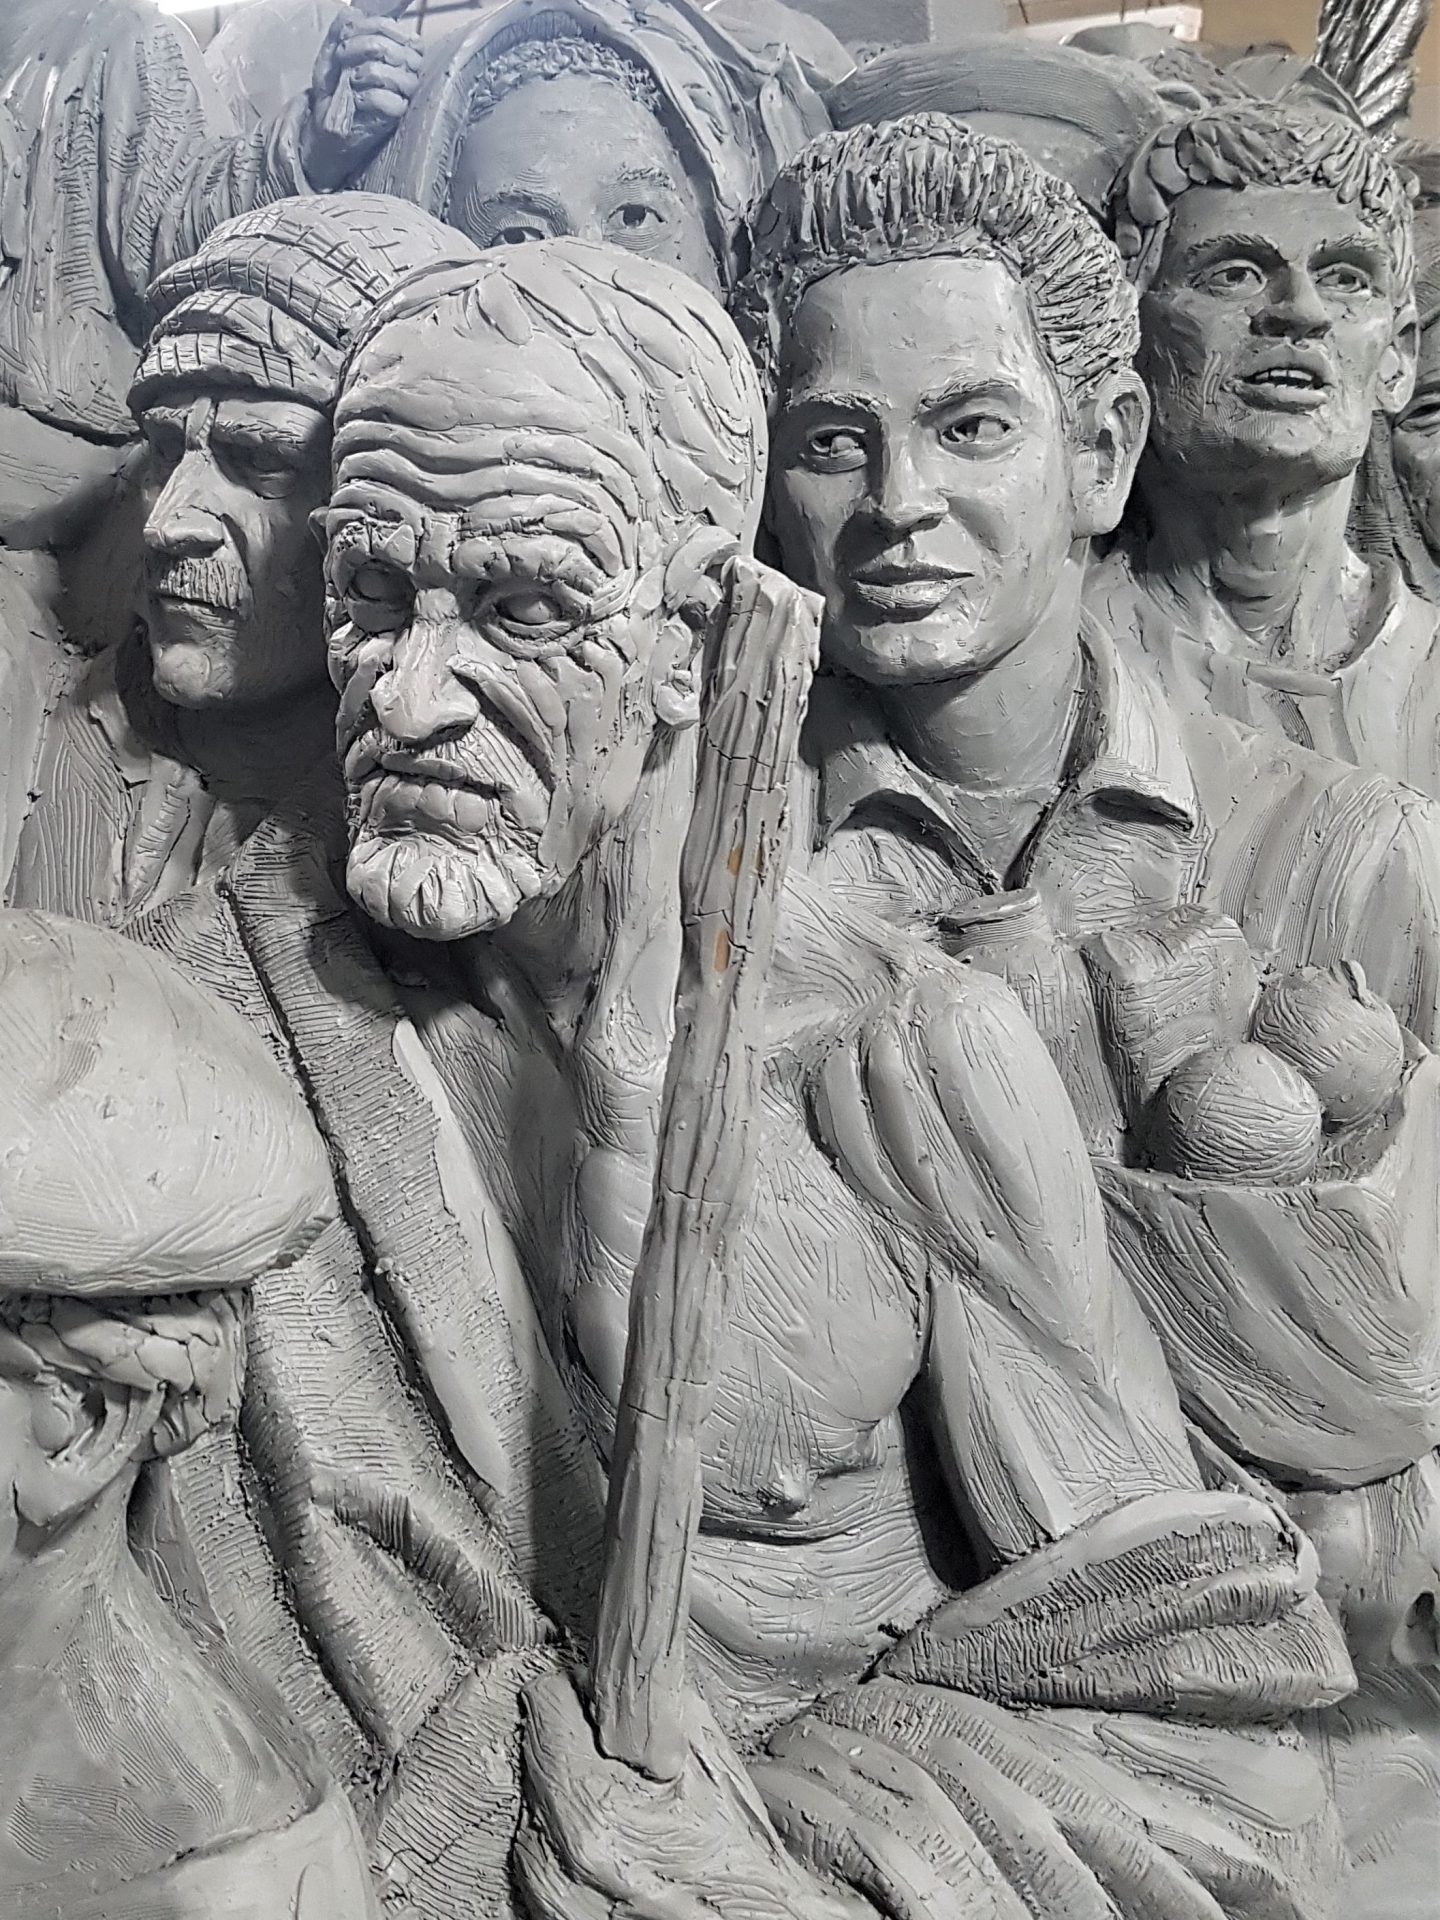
[371,619,482,745]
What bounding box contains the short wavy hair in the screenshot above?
[1114,100,1414,293]
[732,115,1140,420]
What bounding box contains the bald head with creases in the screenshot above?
[326,237,765,942]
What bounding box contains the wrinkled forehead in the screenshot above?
[332,309,657,529]
[1155,180,1397,280]
[136,382,330,444]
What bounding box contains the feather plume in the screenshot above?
[1315,0,1432,143]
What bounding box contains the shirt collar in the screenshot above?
[809,609,1200,849]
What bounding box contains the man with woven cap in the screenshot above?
[8,191,475,926]
[0,906,379,1918]
[1089,97,1440,799]
[3,192,608,1920]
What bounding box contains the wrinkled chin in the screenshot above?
[345,828,547,941]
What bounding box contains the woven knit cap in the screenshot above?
[130,192,483,414]
[0,910,335,1297]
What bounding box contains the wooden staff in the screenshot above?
[590,556,819,1782]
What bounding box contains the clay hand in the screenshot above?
[515,1667,862,1920]
[302,8,423,191]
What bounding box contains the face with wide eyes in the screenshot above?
[1139,183,1413,492]
[325,318,697,942]
[1393,316,1440,560]
[447,68,720,296]
[137,388,331,711]
[766,256,1089,687]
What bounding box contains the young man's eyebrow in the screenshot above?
[1177,232,1286,268]
[918,375,1026,414]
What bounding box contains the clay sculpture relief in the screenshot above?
[737,111,1440,1915]
[1090,98,1440,797]
[0,0,422,880]
[4,2,1440,1918]
[360,0,829,294]
[320,231,1358,1920]
[1359,143,1440,601]
[6,193,475,927]
[0,908,377,1920]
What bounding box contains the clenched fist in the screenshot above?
[301,6,423,192]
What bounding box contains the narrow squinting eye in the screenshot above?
[1199,260,1264,296]
[1400,398,1440,438]
[1317,263,1374,297]
[492,222,548,247]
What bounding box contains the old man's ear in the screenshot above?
[652,530,741,730]
[1071,369,1151,541]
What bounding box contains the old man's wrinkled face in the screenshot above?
[326,311,695,942]
[448,70,719,296]
[138,388,331,710]
[767,257,1087,687]
[1140,182,1413,492]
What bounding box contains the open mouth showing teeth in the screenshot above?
[1248,369,1322,388]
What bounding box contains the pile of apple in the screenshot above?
[1147,962,1407,1185]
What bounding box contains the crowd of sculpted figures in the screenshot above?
[2,0,1440,1915]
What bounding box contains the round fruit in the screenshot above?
[1150,1041,1323,1185]
[1251,963,1405,1129]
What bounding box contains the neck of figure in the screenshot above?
[874,559,1085,875]
[458,732,695,1360]
[168,679,337,802]
[0,1478,138,1677]
[0,1475,304,1886]
[1136,453,1362,670]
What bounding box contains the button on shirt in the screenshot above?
[795,612,1206,943]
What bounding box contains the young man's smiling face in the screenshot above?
[766,254,1097,688]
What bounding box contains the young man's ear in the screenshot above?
[13,1372,160,1530]
[1378,302,1419,418]
[1071,369,1151,541]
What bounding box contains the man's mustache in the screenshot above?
[344,712,548,816]
[147,556,252,615]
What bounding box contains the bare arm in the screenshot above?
[810,965,1201,1565]
[99,10,420,342]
